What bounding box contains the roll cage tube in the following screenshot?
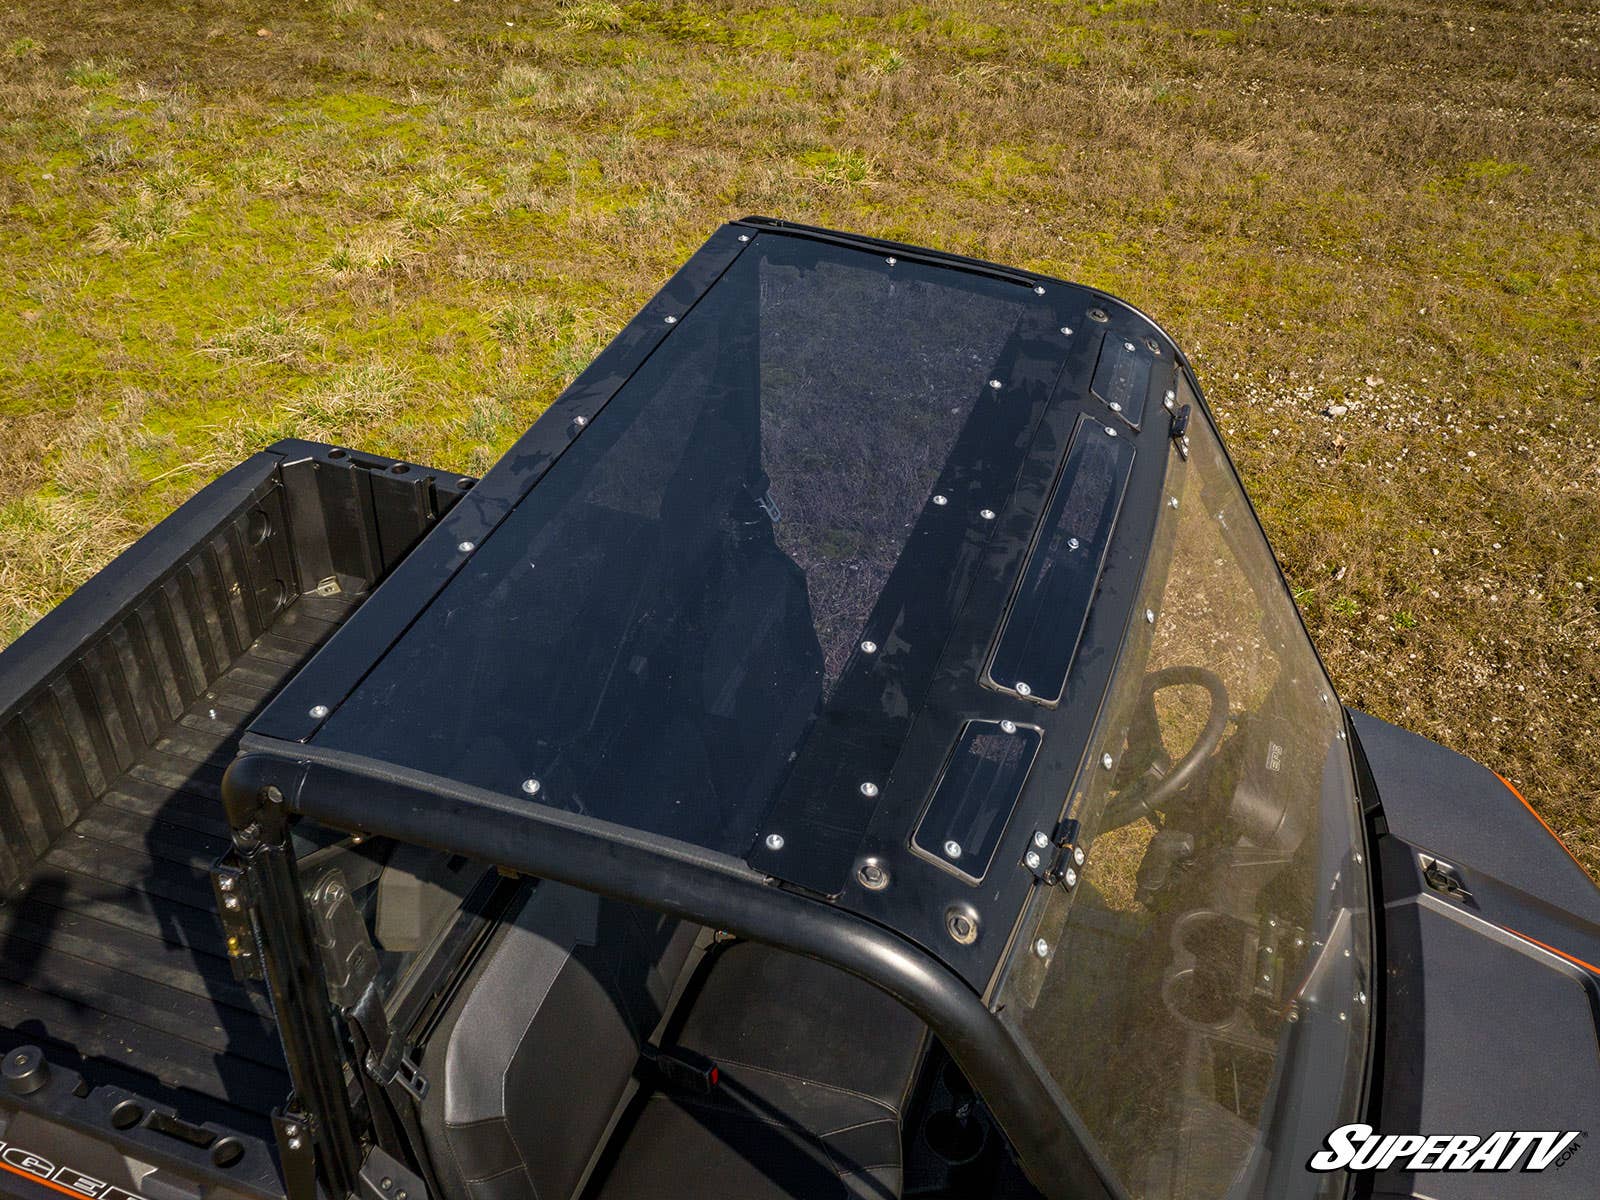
[221,743,1122,1200]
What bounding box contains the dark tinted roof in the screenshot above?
[254,221,1180,978]
[312,233,1039,855]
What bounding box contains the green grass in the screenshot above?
[1,0,1597,872]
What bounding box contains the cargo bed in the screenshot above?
[0,441,468,1190]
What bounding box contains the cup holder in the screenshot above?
[924,1106,988,1166]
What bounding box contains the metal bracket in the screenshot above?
[272,1108,317,1200]
[1169,403,1192,461]
[211,853,262,982]
[1419,853,1472,902]
[1026,820,1086,887]
[366,1044,430,1103]
[358,1146,427,1200]
[308,869,379,1009]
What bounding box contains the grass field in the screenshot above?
[2,1,1597,870]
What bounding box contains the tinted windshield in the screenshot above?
[999,377,1372,1199]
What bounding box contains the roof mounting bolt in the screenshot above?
[1034,937,1050,958]
[1033,285,1046,296]
[988,378,1003,390]
[860,639,878,654]
[664,315,678,324]
[1025,850,1042,870]
[1062,866,1078,888]
[1145,609,1155,624]
[764,832,785,851]
[457,541,475,553]
[1067,537,1080,550]
[521,778,541,796]
[309,705,330,719]
[1015,681,1033,697]
[1072,845,1086,867]
[980,508,996,520]
[860,781,880,798]
[932,494,948,506]
[944,839,962,859]
[1060,325,1073,336]
[1001,719,1018,734]
[1033,830,1050,849]
[857,861,889,890]
[1101,753,1115,770]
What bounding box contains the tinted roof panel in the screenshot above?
[313,234,1042,855]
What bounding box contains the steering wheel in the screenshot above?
[1101,665,1230,830]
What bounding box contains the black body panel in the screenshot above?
[1352,710,1600,1198]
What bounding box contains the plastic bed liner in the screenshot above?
[0,439,469,1149]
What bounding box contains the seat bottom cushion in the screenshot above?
[592,942,929,1200]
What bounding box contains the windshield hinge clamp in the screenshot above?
[1169,403,1192,460]
[1040,819,1085,887]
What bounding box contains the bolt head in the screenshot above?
[521,777,541,796]
[857,861,888,890]
[860,639,878,654]
[1067,536,1080,550]
[1033,285,1046,296]
[219,876,234,892]
[860,781,880,798]
[1145,608,1155,623]
[664,315,678,324]
[1033,830,1050,849]
[1025,851,1042,870]
[1105,425,1118,437]
[885,256,897,266]
[988,378,1003,390]
[1101,753,1115,770]
[946,910,978,944]
[223,895,240,910]
[1059,325,1073,336]
[1001,719,1018,734]
[931,494,948,506]
[1062,866,1078,888]
[1123,340,1135,352]
[737,234,750,242]
[1165,388,1176,403]
[765,832,785,851]
[1072,845,1085,867]
[309,704,330,719]
[944,839,962,859]
[288,1137,302,1150]
[457,540,475,553]
[1015,681,1032,697]
[1034,938,1050,958]
[980,508,996,520]
[573,414,588,427]
[1109,401,1122,412]
[1168,496,1180,509]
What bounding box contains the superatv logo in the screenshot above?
[1309,1123,1584,1172]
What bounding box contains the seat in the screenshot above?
[593,941,930,1200]
[419,882,699,1200]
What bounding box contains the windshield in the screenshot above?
[999,376,1373,1200]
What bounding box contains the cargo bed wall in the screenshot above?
[0,441,468,1138]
